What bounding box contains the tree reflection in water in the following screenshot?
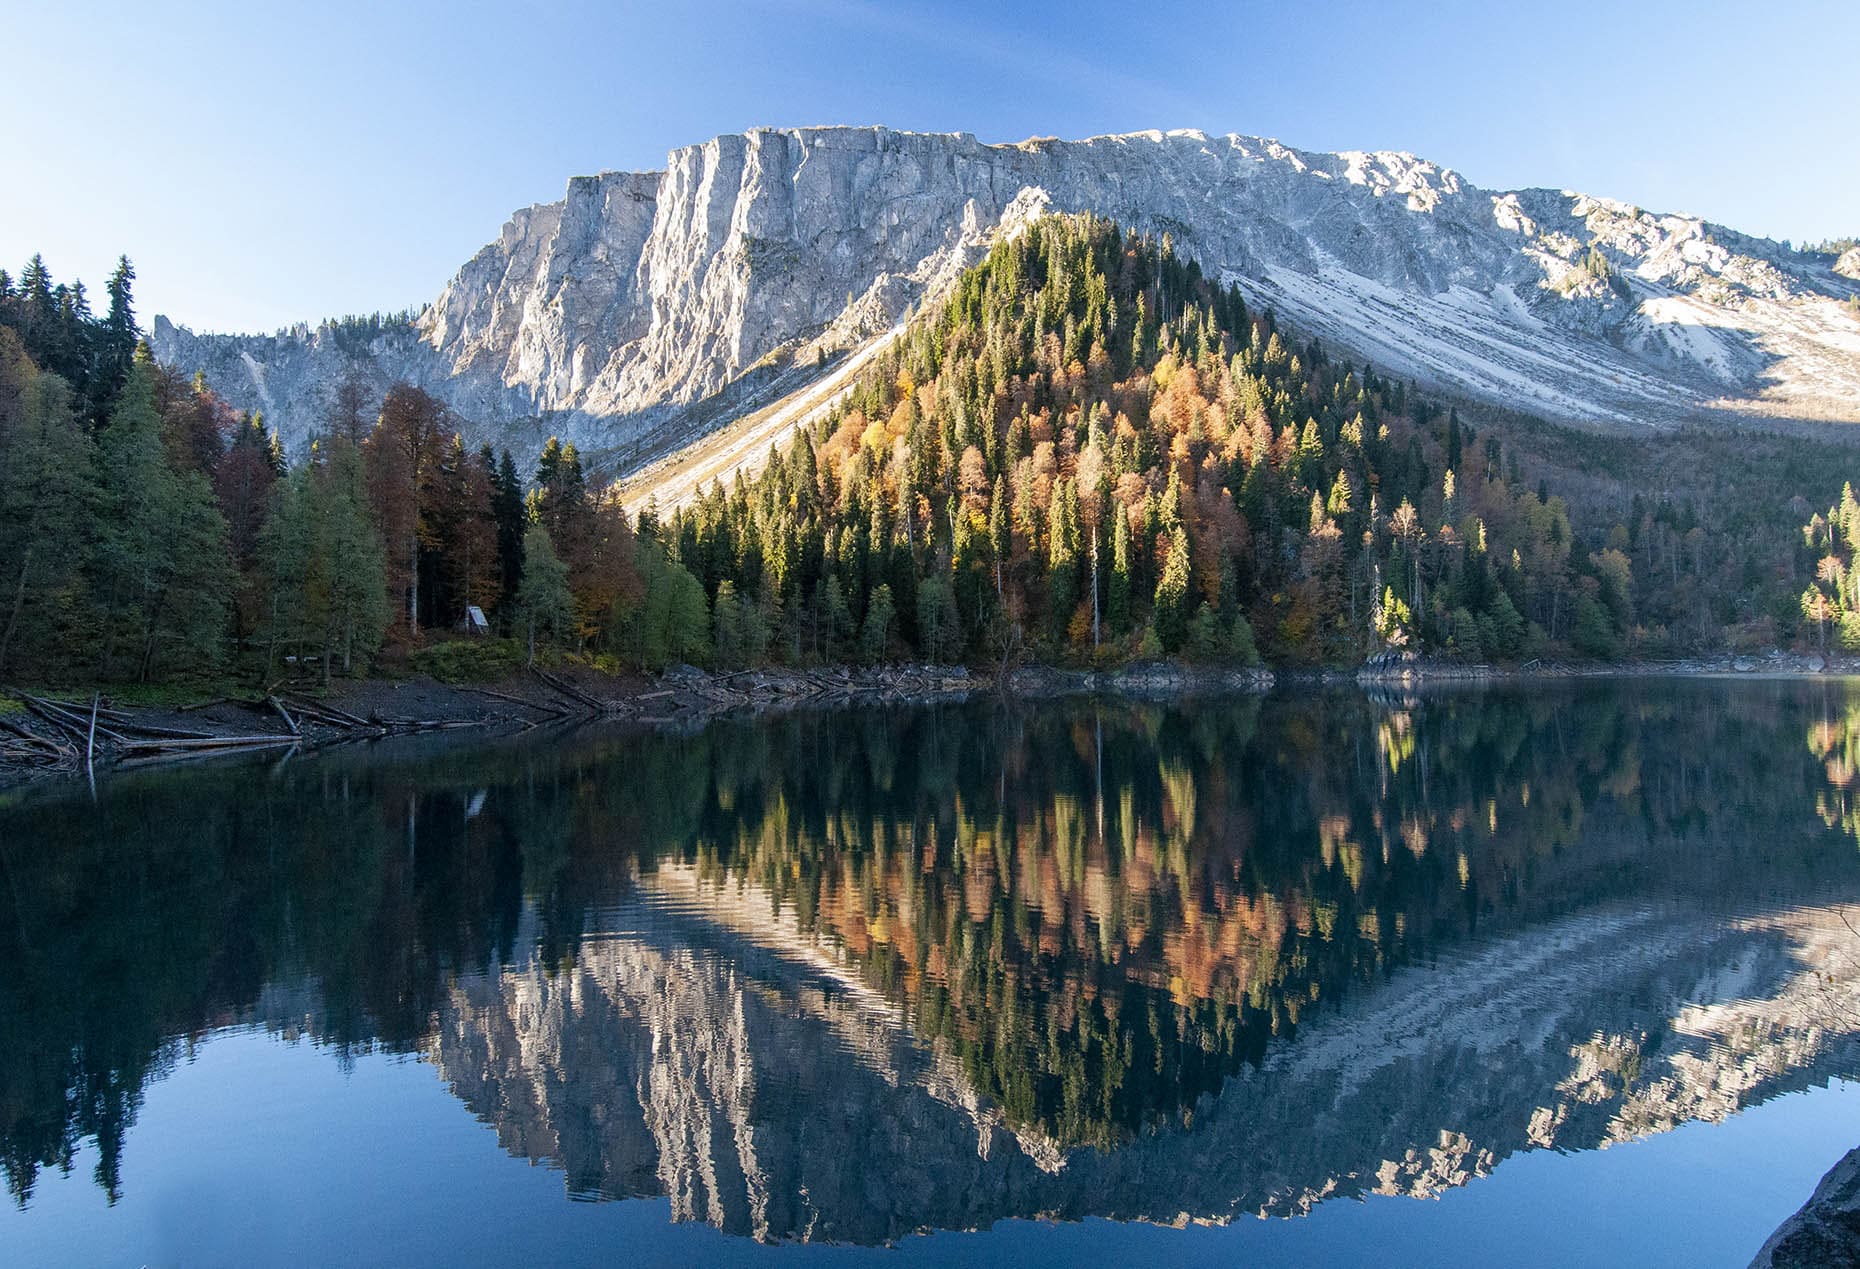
[2,679,1858,1236]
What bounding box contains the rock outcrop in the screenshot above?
[1753,1147,1860,1267]
[152,127,1860,466]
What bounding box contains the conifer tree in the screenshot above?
[0,330,97,674]
[260,438,389,682]
[490,447,525,620]
[860,583,896,663]
[515,524,573,666]
[92,354,233,680]
[1153,523,1192,652]
[97,255,137,404]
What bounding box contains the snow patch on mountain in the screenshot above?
[150,126,1860,463]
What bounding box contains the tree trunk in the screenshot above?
[139,585,173,684]
[0,548,32,675]
[1089,536,1100,648]
[98,581,120,680]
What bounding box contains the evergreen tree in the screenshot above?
[260,439,389,683]
[92,355,233,681]
[713,579,746,668]
[490,447,525,621]
[860,582,896,664]
[96,255,137,406]
[515,524,574,666]
[1153,523,1192,652]
[0,330,97,675]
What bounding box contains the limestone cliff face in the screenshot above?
[152,127,1860,461]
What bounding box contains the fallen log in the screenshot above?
[283,696,370,728]
[283,701,351,727]
[0,729,63,753]
[267,696,301,736]
[1,733,71,761]
[116,734,302,754]
[0,716,40,741]
[23,696,128,745]
[531,668,604,711]
[108,721,221,741]
[116,742,299,770]
[462,686,567,716]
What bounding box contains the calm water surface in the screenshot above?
[3,679,1860,1266]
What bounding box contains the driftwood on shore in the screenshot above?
[0,660,1282,785]
[116,733,303,755]
[0,680,551,780]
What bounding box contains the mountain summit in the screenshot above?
[152,126,1860,465]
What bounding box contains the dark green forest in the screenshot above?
[4,219,1859,687]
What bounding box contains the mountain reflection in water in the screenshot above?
[3,679,1859,1246]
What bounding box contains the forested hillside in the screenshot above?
[1,222,1856,688]
[650,215,1856,666]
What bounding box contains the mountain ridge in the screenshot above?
[151,125,1860,464]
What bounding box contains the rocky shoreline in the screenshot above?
[1351,648,1860,685]
[0,660,1277,786]
[7,649,1860,787]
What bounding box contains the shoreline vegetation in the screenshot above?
[9,218,1860,782]
[6,648,1858,787]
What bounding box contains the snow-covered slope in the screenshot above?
[151,127,1860,463]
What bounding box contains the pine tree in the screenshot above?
[515,524,574,666]
[490,448,525,621]
[713,579,746,668]
[1108,511,1132,636]
[97,255,137,404]
[1153,523,1192,652]
[215,413,282,647]
[822,573,853,660]
[0,330,97,674]
[260,438,389,683]
[860,582,896,664]
[92,355,233,681]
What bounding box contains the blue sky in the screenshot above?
[2,0,1854,333]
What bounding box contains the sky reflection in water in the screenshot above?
[3,678,1859,1265]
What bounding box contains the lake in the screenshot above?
[2,678,1858,1266]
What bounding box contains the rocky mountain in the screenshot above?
[152,126,1860,475]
